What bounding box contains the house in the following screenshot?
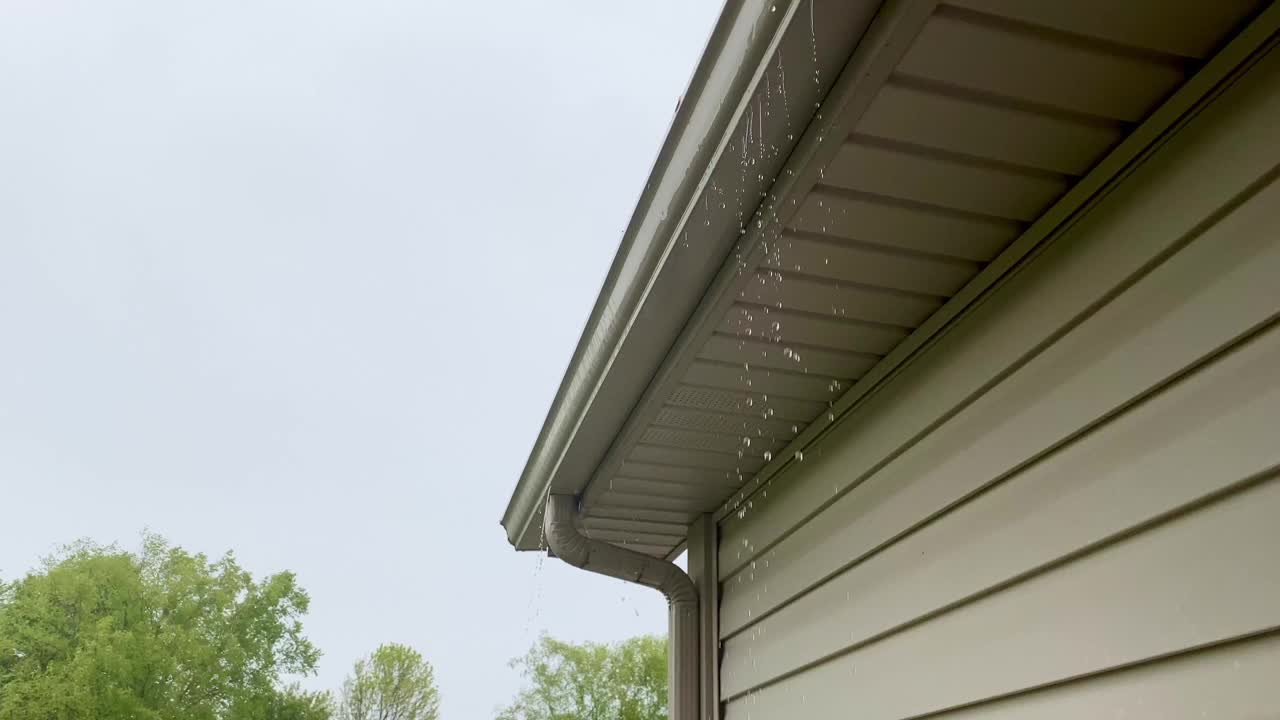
[501,1,1280,717]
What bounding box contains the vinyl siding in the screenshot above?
[717,35,1280,720]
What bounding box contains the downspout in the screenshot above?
[543,494,699,720]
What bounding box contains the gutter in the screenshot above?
[500,0,795,551]
[543,494,699,720]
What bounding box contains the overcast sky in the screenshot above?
[0,2,721,717]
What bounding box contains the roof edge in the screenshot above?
[501,0,795,549]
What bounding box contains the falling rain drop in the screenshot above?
[794,450,805,462]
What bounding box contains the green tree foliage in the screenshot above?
[338,644,439,720]
[256,684,335,720]
[496,634,666,720]
[0,534,327,720]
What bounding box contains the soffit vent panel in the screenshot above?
[578,0,1264,558]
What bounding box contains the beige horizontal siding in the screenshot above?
[723,316,1280,697]
[718,14,1280,720]
[723,475,1280,719]
[721,163,1280,638]
[929,631,1280,719]
[718,35,1280,580]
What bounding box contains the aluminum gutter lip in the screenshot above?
[500,0,802,551]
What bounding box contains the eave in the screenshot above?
[503,0,1274,558]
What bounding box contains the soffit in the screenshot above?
[504,0,885,551]
[575,0,1266,558]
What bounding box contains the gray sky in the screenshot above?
[0,2,721,717]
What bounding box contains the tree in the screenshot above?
[0,534,325,720]
[338,644,439,720]
[231,683,334,720]
[255,684,335,720]
[496,634,666,720]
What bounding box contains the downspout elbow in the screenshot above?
[544,495,696,608]
[543,494,699,720]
